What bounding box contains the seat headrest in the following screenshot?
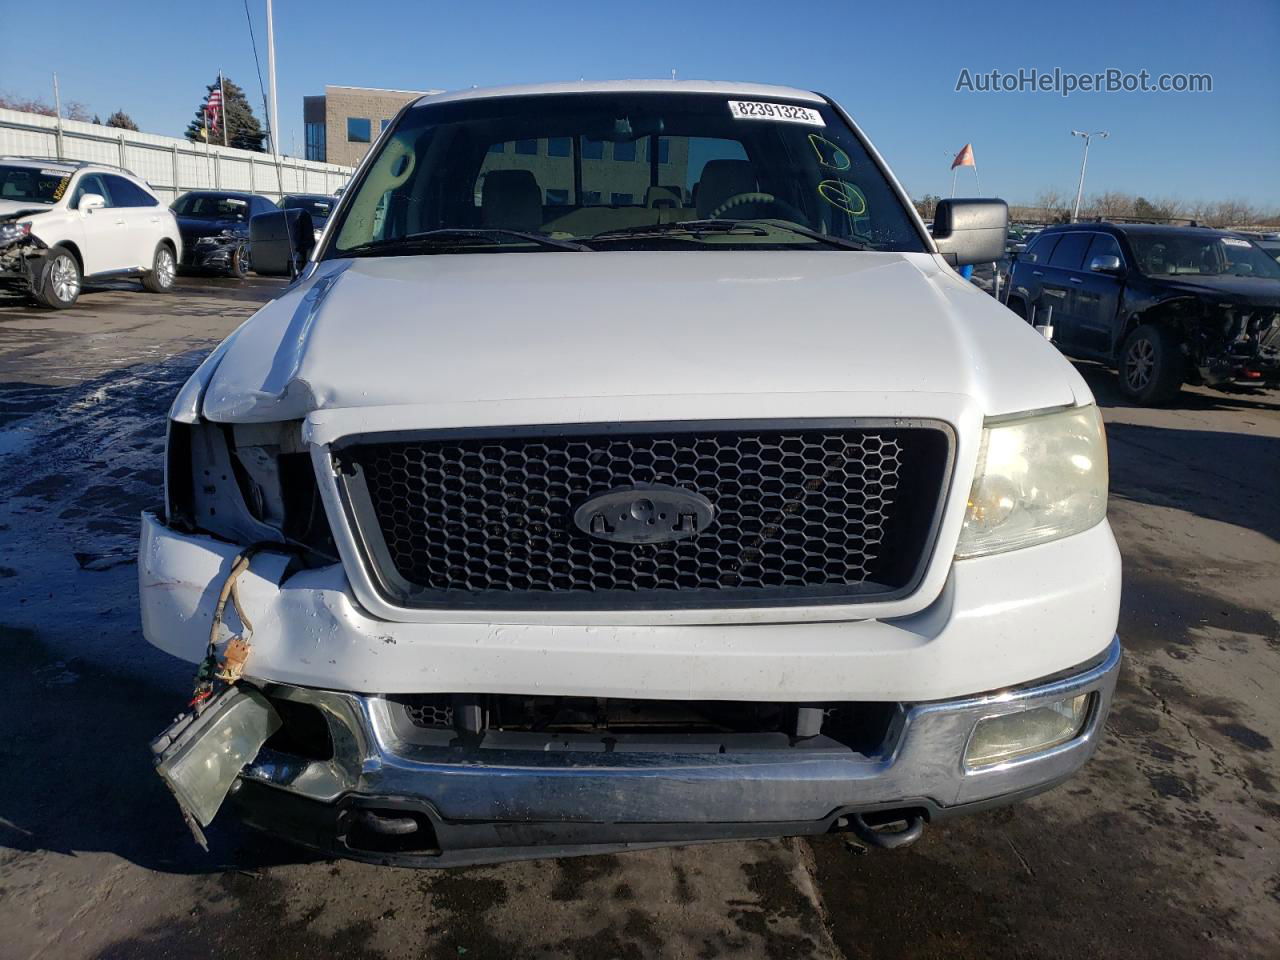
[482,170,543,231]
[696,160,757,218]
[644,185,682,209]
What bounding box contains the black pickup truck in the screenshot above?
[1004,222,1280,404]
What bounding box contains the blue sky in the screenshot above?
[3,0,1277,207]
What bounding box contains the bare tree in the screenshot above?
[0,89,91,120]
[915,194,942,219]
[1035,188,1070,223]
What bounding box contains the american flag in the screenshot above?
[206,88,223,133]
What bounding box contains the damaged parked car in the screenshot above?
[144,80,1120,866]
[0,157,181,308]
[172,190,279,278]
[1005,222,1280,404]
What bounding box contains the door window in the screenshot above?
[1085,233,1123,267]
[72,174,112,208]
[1047,232,1091,270]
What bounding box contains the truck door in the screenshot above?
[1071,233,1126,358]
[1040,232,1093,353]
[103,175,164,270]
[69,173,129,274]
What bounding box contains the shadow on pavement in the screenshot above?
[0,350,318,875]
[0,625,318,876]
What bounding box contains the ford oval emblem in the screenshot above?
[573,483,715,545]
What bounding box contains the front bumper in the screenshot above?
[139,512,1122,703]
[229,637,1119,866]
[181,239,243,273]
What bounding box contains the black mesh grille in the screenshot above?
[337,422,952,610]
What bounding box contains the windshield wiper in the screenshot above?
[342,228,590,257]
[584,219,872,250]
[735,220,872,251]
[585,220,771,243]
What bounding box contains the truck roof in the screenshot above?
[412,79,826,109]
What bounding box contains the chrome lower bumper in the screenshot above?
[231,637,1121,866]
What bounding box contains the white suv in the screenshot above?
[0,157,182,308]
[144,82,1120,865]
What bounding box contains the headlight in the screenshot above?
[956,405,1107,558]
[195,236,220,246]
[0,221,32,245]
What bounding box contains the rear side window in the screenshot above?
[104,175,158,207]
[1048,232,1091,270]
[1023,234,1059,263]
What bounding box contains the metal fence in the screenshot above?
[0,108,354,204]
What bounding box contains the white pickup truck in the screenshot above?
[143,81,1120,865]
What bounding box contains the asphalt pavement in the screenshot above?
[0,276,1276,959]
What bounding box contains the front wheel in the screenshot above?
[142,243,176,293]
[1119,323,1184,405]
[230,244,251,279]
[35,246,81,309]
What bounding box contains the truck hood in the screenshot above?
[199,251,1089,423]
[1154,274,1280,308]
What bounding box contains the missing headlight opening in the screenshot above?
[167,420,336,565]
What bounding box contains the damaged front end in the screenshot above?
[151,685,281,848]
[151,415,338,841]
[0,216,48,293]
[184,232,249,274]
[1180,300,1280,386]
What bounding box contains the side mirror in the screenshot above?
[1089,254,1123,273]
[932,198,1009,267]
[78,193,105,213]
[249,209,314,277]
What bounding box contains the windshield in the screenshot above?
[282,195,334,220]
[327,92,925,256]
[172,194,251,220]
[1128,233,1280,279]
[0,164,71,205]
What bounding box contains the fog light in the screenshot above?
[965,694,1090,768]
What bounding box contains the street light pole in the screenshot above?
[1071,129,1108,222]
[266,0,279,158]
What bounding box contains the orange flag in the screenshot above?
[951,143,975,169]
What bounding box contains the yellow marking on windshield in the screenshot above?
[817,180,867,217]
[808,134,851,171]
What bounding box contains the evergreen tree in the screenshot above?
[184,76,266,152]
[105,110,139,131]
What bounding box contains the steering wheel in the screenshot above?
[709,191,808,224]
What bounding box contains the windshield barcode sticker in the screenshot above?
[728,101,824,126]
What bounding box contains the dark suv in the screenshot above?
[1004,222,1280,404]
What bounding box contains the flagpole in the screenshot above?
[973,162,981,197]
[951,167,957,198]
[220,70,228,147]
[203,106,212,187]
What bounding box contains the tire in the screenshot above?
[1119,323,1184,405]
[230,244,251,279]
[35,246,81,309]
[142,243,177,293]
